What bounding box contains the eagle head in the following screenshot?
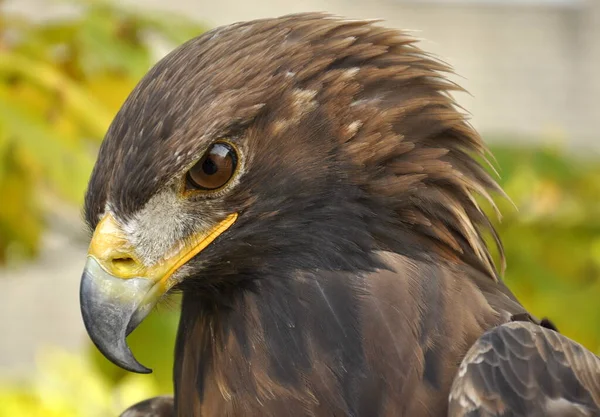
[80,13,502,374]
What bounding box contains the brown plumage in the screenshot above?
[77,13,600,417]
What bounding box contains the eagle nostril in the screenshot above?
[110,256,138,274]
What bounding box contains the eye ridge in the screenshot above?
[185,141,239,193]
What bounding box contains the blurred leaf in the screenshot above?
[489,144,600,354]
[0,96,94,203]
[0,3,205,408]
[0,51,113,136]
[0,347,160,417]
[0,0,207,262]
[76,5,151,78]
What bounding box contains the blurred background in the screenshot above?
[0,0,598,415]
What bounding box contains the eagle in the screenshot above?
[78,13,600,417]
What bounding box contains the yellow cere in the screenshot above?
[88,212,239,289]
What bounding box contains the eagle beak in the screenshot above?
[79,212,238,374]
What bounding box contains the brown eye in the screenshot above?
[186,142,238,191]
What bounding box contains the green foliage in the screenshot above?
[490,144,600,353]
[0,2,599,415]
[0,347,161,417]
[0,0,205,263]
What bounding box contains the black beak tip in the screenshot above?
[80,264,153,374]
[108,350,153,374]
[85,328,154,374]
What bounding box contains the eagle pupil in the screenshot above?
[202,157,218,175]
[185,141,237,192]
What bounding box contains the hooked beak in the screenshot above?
[79,212,238,373]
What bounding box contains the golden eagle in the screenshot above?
[79,14,600,417]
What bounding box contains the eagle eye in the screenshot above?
[185,141,238,192]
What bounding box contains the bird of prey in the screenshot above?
[78,13,600,417]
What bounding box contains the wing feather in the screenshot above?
[449,321,600,417]
[119,396,174,417]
